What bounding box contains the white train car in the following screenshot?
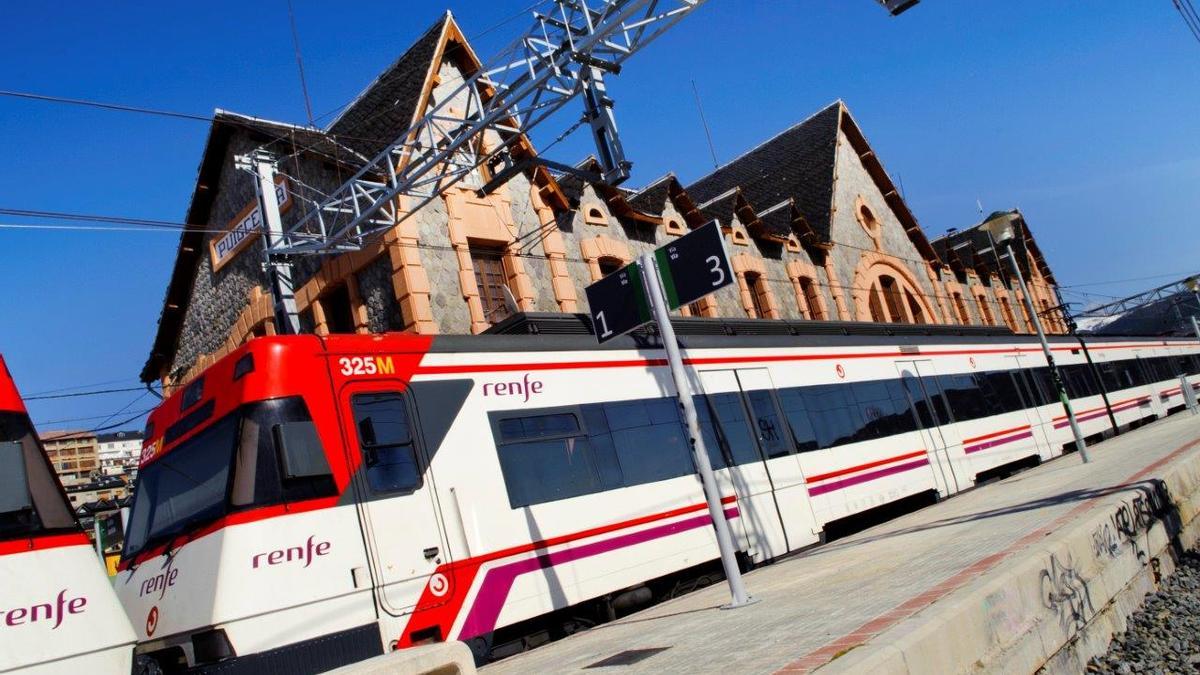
[113,319,1200,672]
[0,355,136,674]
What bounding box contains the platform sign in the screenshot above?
[653,220,734,310]
[585,260,652,343]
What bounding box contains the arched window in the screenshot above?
[879,275,909,323]
[952,292,970,324]
[999,297,1018,331]
[745,272,769,319]
[799,277,825,320]
[598,256,623,278]
[976,294,996,325]
[904,289,925,324]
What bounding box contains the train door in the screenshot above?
[1135,353,1166,419]
[696,370,797,562]
[337,378,454,616]
[896,360,965,496]
[1005,356,1052,459]
[732,369,821,552]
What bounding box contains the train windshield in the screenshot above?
[0,412,77,541]
[123,397,336,560]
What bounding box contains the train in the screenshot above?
[113,316,1200,673]
[0,354,137,674]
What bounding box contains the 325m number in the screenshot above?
[338,356,396,376]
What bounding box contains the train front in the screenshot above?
[0,355,136,674]
[116,337,383,673]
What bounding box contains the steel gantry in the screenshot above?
[238,0,915,334]
[240,0,708,332]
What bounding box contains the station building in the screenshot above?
[140,12,1068,389]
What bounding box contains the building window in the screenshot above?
[999,297,1018,331]
[746,272,770,319]
[904,289,925,324]
[799,277,825,320]
[322,284,357,334]
[598,256,624,278]
[977,294,996,325]
[879,275,908,323]
[471,245,513,325]
[952,292,970,324]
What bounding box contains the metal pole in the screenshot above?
[1192,315,1200,341]
[639,252,753,608]
[245,151,301,335]
[1181,373,1198,416]
[1006,249,1091,463]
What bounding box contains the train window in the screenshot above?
[583,399,693,487]
[776,388,818,453]
[850,380,914,440]
[352,392,422,494]
[493,408,621,507]
[697,393,765,466]
[745,390,790,458]
[0,442,32,516]
[497,413,580,442]
[938,374,987,422]
[801,384,862,449]
[231,397,336,509]
[976,371,1025,414]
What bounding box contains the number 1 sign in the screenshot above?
[653,220,734,310]
[584,260,652,344]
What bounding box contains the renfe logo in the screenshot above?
[482,373,544,403]
[1,589,87,630]
[139,556,179,600]
[252,535,331,569]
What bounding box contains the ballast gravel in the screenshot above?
[1089,551,1200,674]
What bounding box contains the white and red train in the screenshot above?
[0,355,136,674]
[112,321,1200,673]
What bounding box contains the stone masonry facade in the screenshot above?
[145,12,1069,388]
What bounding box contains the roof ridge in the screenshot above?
[326,12,453,132]
[685,100,842,188]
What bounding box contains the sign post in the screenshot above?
[586,220,752,608]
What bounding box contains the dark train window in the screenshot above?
[976,371,1025,414]
[493,408,620,507]
[584,398,692,487]
[696,393,763,468]
[938,373,987,422]
[801,384,862,448]
[776,388,819,453]
[745,390,791,459]
[351,392,421,494]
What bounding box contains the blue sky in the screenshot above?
[1,1,1198,430]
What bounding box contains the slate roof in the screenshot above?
[686,101,842,241]
[328,13,449,158]
[929,210,1057,286]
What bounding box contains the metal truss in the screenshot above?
[1074,274,1200,318]
[264,0,706,258]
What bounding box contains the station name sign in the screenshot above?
[209,177,292,272]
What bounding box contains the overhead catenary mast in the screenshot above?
[240,0,709,333]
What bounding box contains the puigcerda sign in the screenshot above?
[585,220,732,343]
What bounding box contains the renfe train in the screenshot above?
[0,355,136,674]
[115,318,1200,673]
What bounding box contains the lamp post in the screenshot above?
[981,211,1091,464]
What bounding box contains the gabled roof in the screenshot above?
[686,102,842,241]
[684,100,940,263]
[929,209,1058,286]
[328,13,451,158]
[141,112,366,382]
[143,12,569,383]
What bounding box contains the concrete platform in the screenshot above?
[482,412,1200,674]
